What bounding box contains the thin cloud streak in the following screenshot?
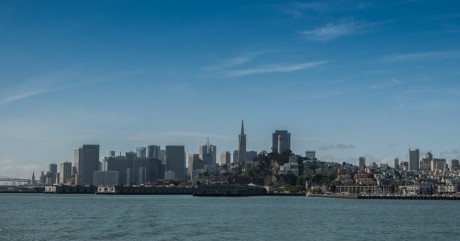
[380,51,460,62]
[0,67,144,106]
[228,61,328,77]
[0,89,60,106]
[282,1,373,18]
[369,78,401,90]
[299,19,388,41]
[203,50,272,71]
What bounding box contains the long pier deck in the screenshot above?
[307,194,460,200]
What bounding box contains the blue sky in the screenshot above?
[1,0,460,178]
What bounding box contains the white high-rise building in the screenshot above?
[220,151,231,165]
[59,161,72,184]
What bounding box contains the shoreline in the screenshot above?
[307,194,460,200]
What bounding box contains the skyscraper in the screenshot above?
[59,161,72,184]
[272,130,291,154]
[147,145,161,159]
[188,154,204,179]
[125,151,136,184]
[238,120,246,163]
[233,150,239,163]
[165,145,186,179]
[394,158,400,170]
[451,159,459,171]
[359,157,366,169]
[74,144,100,185]
[48,163,58,185]
[409,149,420,171]
[136,147,147,158]
[220,151,231,165]
[105,155,130,185]
[49,163,57,174]
[199,140,217,166]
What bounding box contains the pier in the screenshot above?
[193,184,266,196]
[307,194,460,200]
[96,185,194,195]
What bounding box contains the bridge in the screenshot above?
[0,176,30,186]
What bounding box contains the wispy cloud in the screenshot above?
[0,67,143,106]
[282,2,328,17]
[203,51,327,77]
[0,88,61,106]
[203,50,271,71]
[282,1,373,18]
[380,51,460,62]
[318,144,355,151]
[227,61,328,77]
[0,68,79,106]
[299,18,387,41]
[369,78,401,90]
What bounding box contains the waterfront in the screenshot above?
[0,194,459,240]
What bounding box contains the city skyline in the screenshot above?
[1,1,460,178]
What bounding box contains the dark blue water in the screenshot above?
[0,194,458,240]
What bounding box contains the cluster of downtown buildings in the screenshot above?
[33,120,460,196]
[310,149,460,196]
[34,121,293,186]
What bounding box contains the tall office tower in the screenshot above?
[394,158,400,170]
[409,149,420,171]
[233,150,239,163]
[165,145,186,180]
[109,151,116,157]
[431,158,447,172]
[124,151,137,184]
[147,145,161,159]
[136,147,147,158]
[132,157,162,184]
[451,159,459,171]
[74,145,100,185]
[59,161,72,184]
[188,154,204,179]
[49,163,57,174]
[359,157,366,169]
[105,156,130,185]
[32,172,36,185]
[199,139,217,166]
[305,151,316,161]
[220,151,231,165]
[272,130,291,154]
[160,150,166,164]
[47,163,58,184]
[238,120,246,163]
[419,152,433,171]
[39,171,45,184]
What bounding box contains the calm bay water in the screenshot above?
[0,194,459,240]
